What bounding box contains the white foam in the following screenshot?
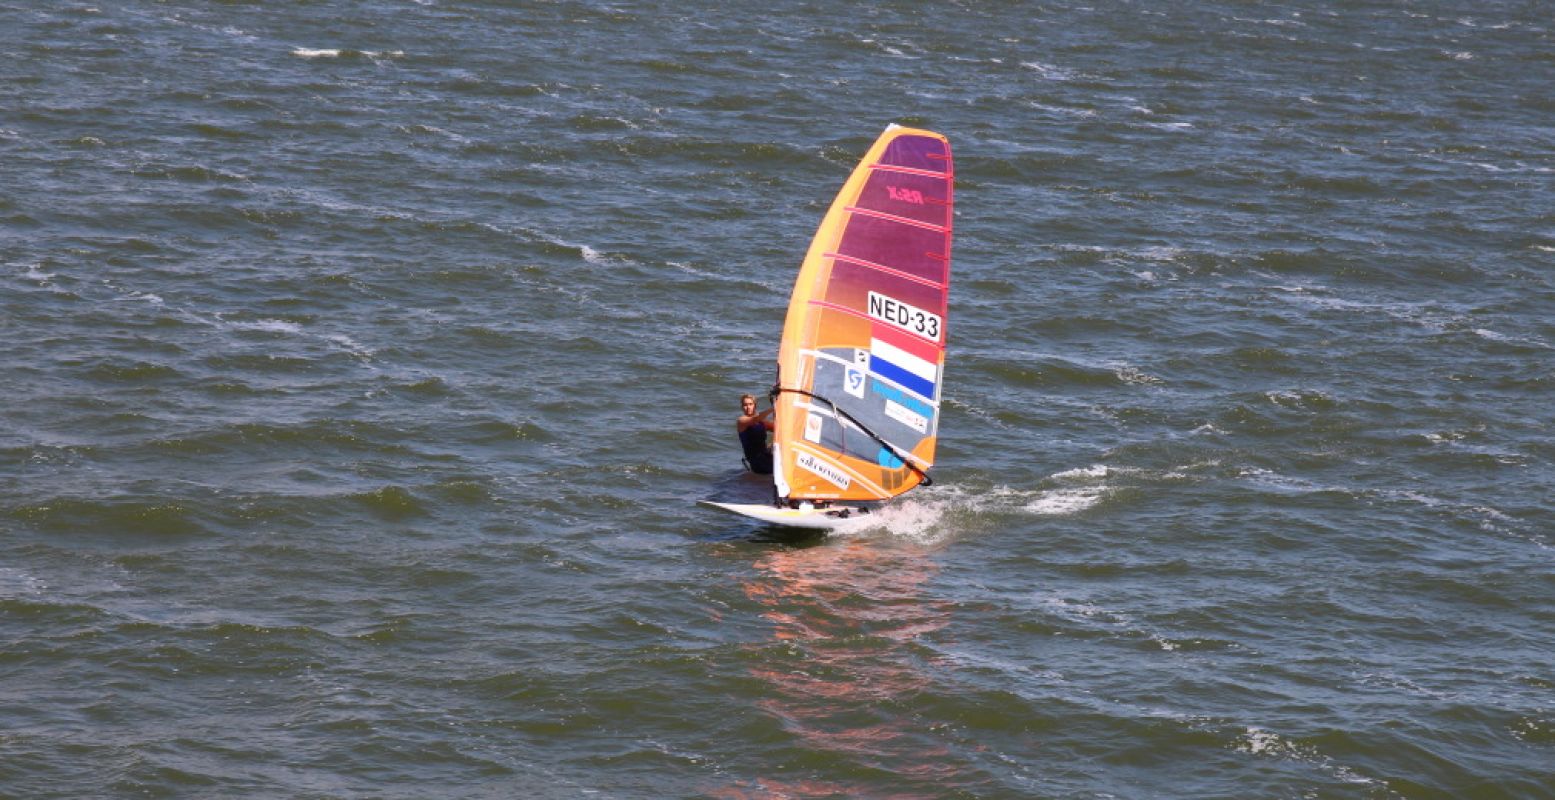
[1235,726,1381,786]
[1037,595,1111,622]
[1238,727,1299,756]
[1053,464,1109,480]
[1231,16,1307,28]
[1472,328,1550,348]
[822,483,1034,545]
[667,261,719,280]
[1030,594,1179,654]
[873,460,1222,529]
[292,48,405,59]
[1027,102,1096,118]
[0,568,45,597]
[1020,61,1076,81]
[865,498,952,542]
[1268,287,1463,333]
[816,491,962,546]
[232,319,303,334]
[1135,245,1182,260]
[1115,365,1164,385]
[326,334,374,358]
[1264,389,1331,408]
[1387,489,1445,508]
[1025,487,1106,516]
[405,124,469,143]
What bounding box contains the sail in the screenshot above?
[772,125,953,502]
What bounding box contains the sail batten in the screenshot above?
[869,164,950,177]
[821,254,947,289]
[772,126,954,502]
[842,206,951,233]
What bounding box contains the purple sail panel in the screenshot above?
[876,134,950,174]
[855,171,951,228]
[835,215,949,285]
[824,259,946,319]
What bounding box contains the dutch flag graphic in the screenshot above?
[867,322,940,401]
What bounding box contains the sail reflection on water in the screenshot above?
[714,539,963,798]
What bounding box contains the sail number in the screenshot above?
[868,291,942,342]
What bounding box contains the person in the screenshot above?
[736,393,775,474]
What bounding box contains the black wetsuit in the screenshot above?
[739,420,773,474]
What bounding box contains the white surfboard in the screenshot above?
[698,500,873,531]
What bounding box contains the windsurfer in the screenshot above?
[736,393,775,474]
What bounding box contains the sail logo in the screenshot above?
[867,291,941,342]
[884,399,929,433]
[843,348,867,399]
[797,451,851,489]
[872,380,934,420]
[844,366,866,398]
[887,186,925,205]
[804,413,824,443]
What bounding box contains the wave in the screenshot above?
[8,497,207,537]
[291,48,405,60]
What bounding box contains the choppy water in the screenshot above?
[4,1,1554,797]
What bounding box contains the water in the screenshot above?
[3,1,1553,797]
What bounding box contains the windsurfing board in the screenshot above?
[698,500,873,531]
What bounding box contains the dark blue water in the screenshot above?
[4,1,1553,797]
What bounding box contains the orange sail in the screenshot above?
[772,126,953,502]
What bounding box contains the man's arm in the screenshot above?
[737,406,775,432]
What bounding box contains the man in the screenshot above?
[736,393,775,474]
